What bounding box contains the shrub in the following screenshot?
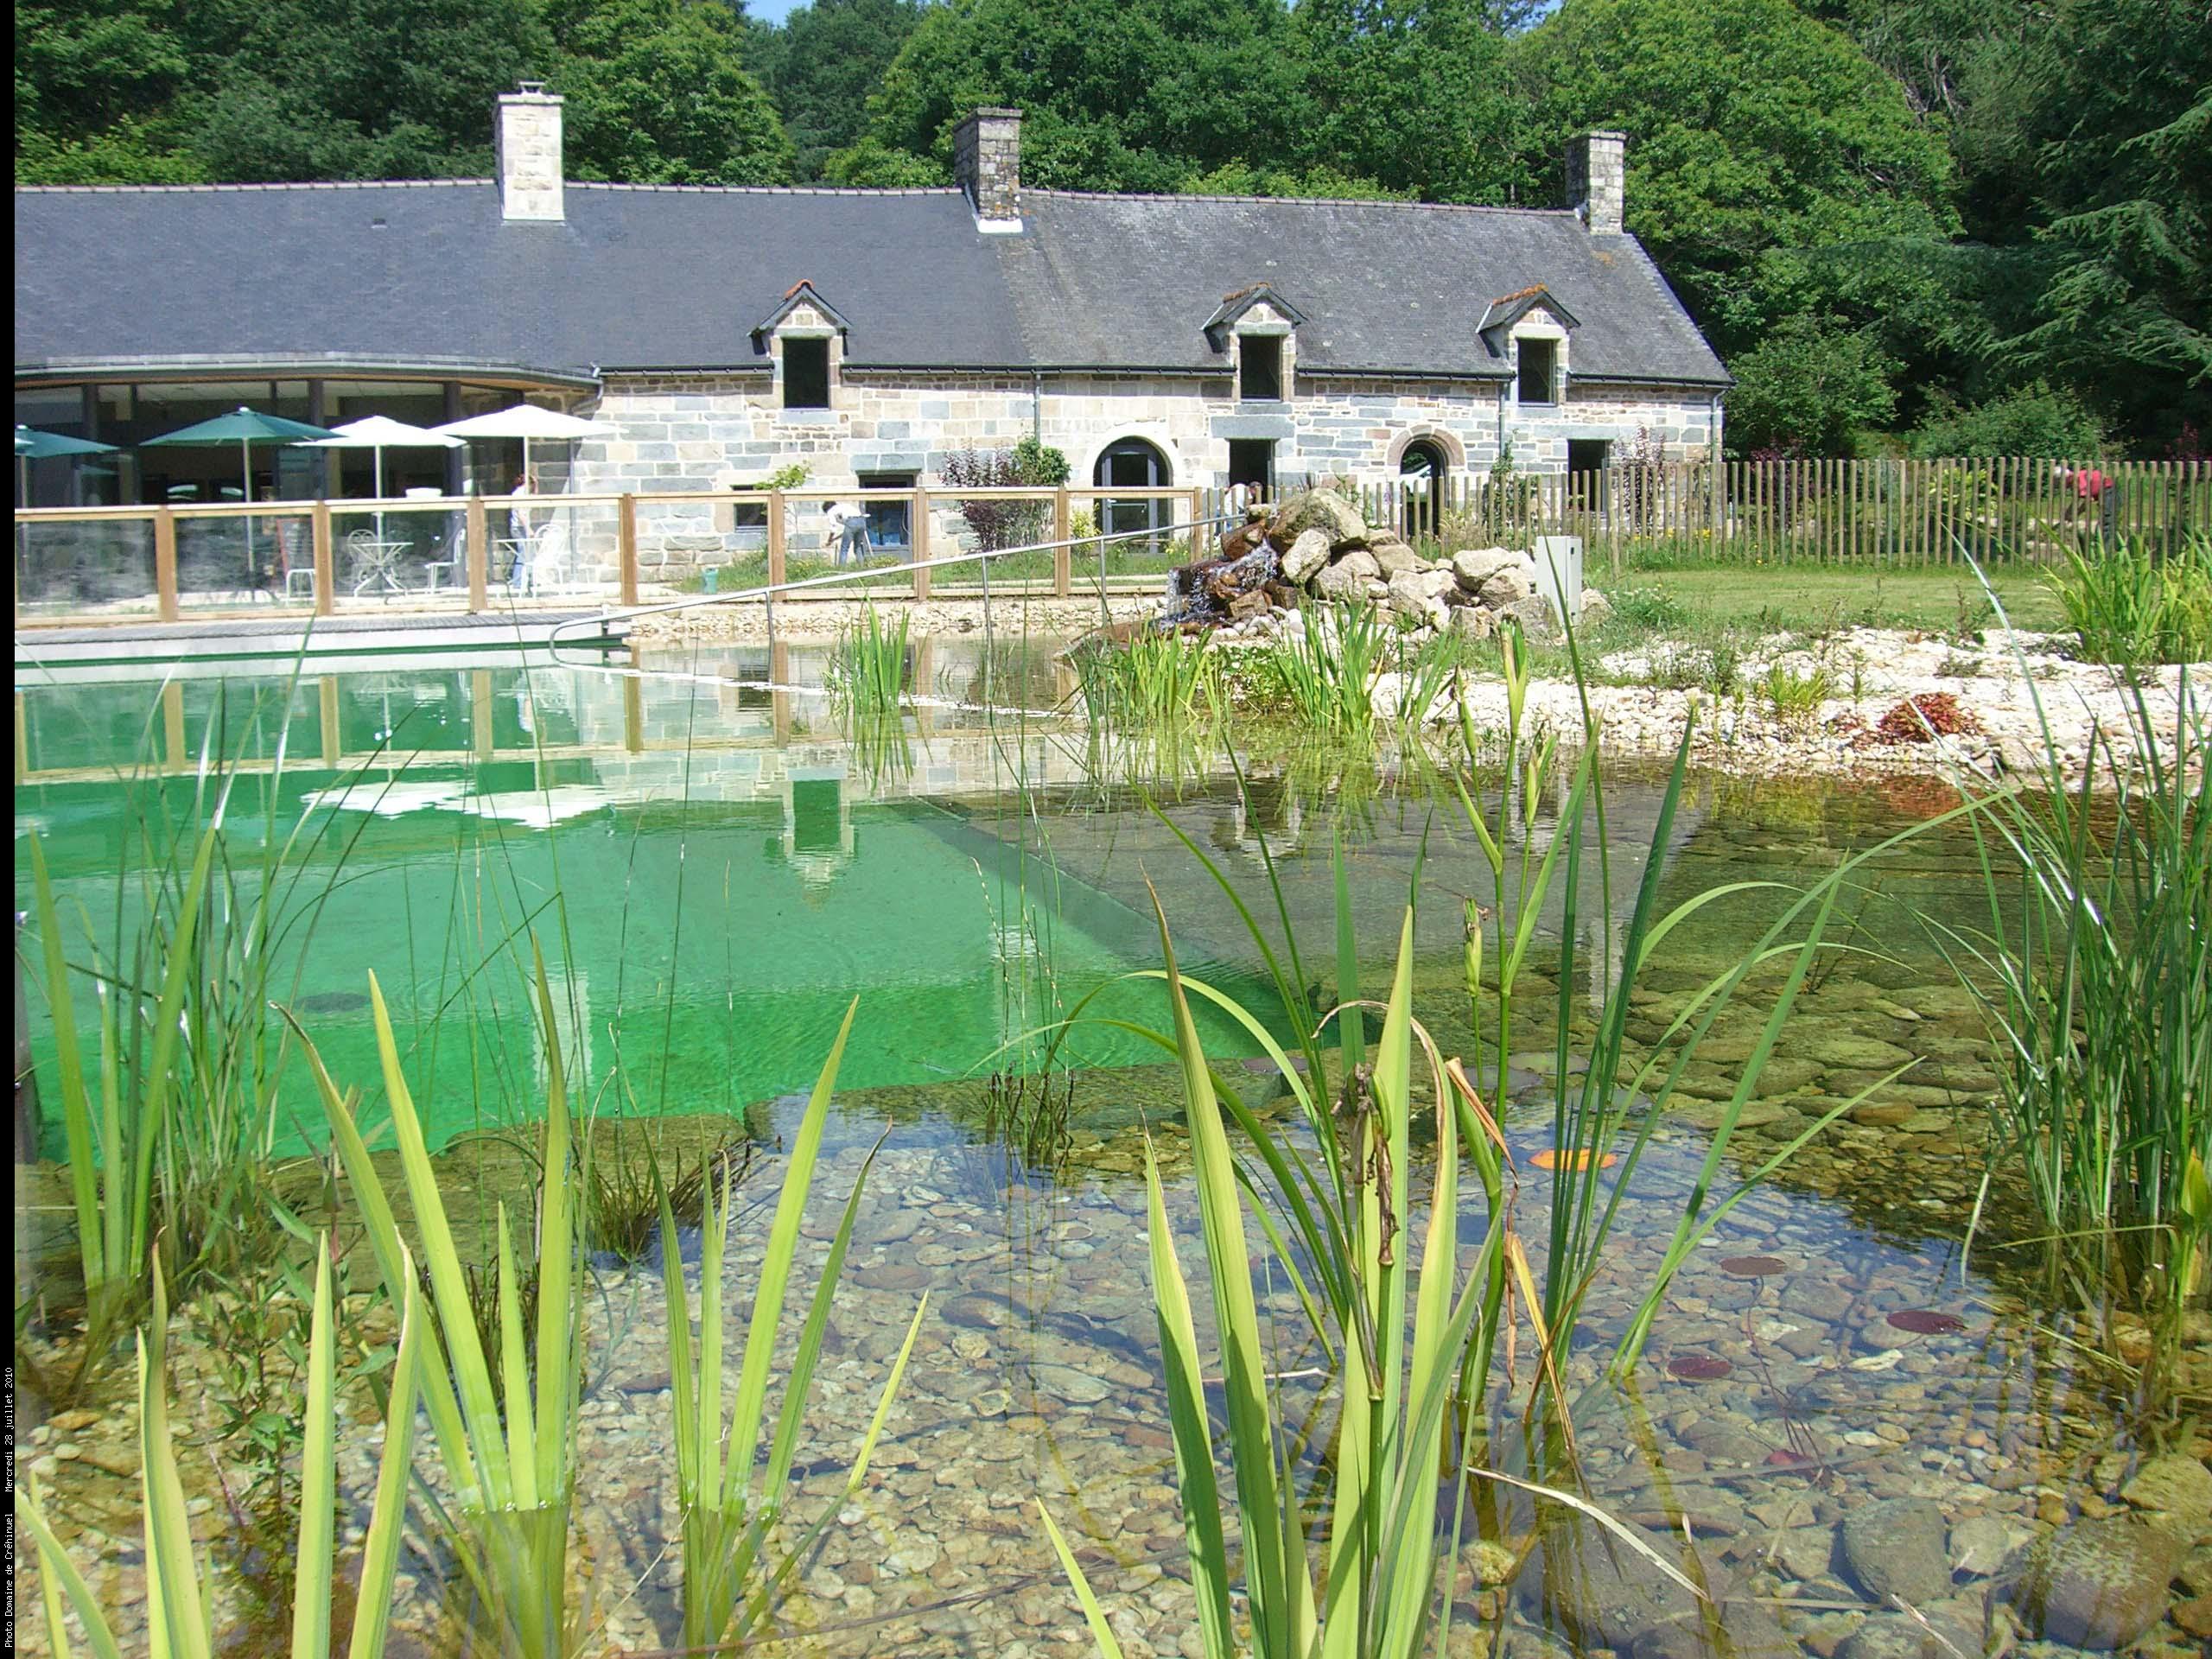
[938,438,1071,551]
[1907,381,2109,460]
[1759,661,1834,726]
[2049,533,2212,666]
[1874,691,1980,742]
[1609,582,1689,631]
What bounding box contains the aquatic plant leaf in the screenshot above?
[16,1472,128,1659]
[725,996,855,1516]
[291,1246,338,1659]
[347,1266,424,1659]
[1143,1141,1236,1659]
[1531,1148,1618,1173]
[365,969,516,1509]
[1150,885,1318,1656]
[141,1258,213,1659]
[1719,1255,1789,1277]
[1039,1501,1129,1659]
[283,1016,473,1503]
[1666,1354,1733,1381]
[28,836,102,1294]
[1885,1310,1967,1335]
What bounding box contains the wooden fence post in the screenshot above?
[466,494,489,612]
[618,493,639,606]
[311,500,334,617]
[767,491,786,590]
[155,508,179,621]
[1053,486,1072,598]
[911,486,931,601]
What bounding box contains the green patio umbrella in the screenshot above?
[141,405,337,569]
[16,424,120,569]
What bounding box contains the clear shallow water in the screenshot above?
[13,644,2205,1657]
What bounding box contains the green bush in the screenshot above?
[1908,381,2110,460]
[2050,533,2212,664]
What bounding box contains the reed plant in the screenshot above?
[289,944,586,1659]
[22,675,379,1367]
[1255,602,1389,739]
[1452,618,1966,1380]
[2049,531,2212,666]
[827,602,912,723]
[1046,899,1700,1659]
[1071,630,1220,731]
[655,1000,927,1651]
[14,1247,423,1659]
[1933,585,2210,1355]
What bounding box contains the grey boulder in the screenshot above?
[1281,528,1333,584]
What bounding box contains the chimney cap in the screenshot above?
[514,80,553,97]
[963,106,1025,121]
[1581,129,1626,142]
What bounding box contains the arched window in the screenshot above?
[1399,438,1450,541]
[1093,437,1173,548]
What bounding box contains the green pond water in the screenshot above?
[13,643,2205,1659]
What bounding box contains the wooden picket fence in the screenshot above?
[1360,457,2210,569]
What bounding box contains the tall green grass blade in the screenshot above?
[290,1246,338,1659]
[365,969,514,1507]
[725,996,855,1514]
[16,1472,127,1659]
[141,1260,212,1659]
[1142,1142,1236,1659]
[1149,885,1316,1656]
[346,1267,424,1659]
[1039,1502,1129,1659]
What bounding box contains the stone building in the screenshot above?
[16,87,1726,565]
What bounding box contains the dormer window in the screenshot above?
[1205,283,1306,404]
[752,281,849,419]
[784,338,830,410]
[1517,338,1558,406]
[1240,335,1284,401]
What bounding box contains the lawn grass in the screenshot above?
[1622,562,2063,634]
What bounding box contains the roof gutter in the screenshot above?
[14,354,603,391]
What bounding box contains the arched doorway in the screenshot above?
[1094,437,1173,551]
[1398,438,1450,541]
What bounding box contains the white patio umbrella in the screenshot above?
[429,404,620,485]
[295,416,464,542]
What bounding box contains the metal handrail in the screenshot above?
[547,512,1237,650]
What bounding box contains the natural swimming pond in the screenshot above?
[13,640,2208,1658]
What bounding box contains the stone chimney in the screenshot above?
[1567,130,1625,236]
[497,82,565,222]
[953,107,1023,231]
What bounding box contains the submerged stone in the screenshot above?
[1840,1497,1951,1605]
[2000,1516,2186,1649]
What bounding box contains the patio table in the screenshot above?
[348,537,412,597]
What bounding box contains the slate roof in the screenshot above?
[16,178,1726,388]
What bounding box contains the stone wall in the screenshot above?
[565,370,1721,570]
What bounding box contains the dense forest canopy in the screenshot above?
[15,0,2209,455]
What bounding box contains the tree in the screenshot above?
[546,0,793,184]
[15,0,196,180]
[1723,316,1898,457]
[1965,0,2211,448]
[1291,0,1529,203]
[842,0,1309,194]
[751,0,925,182]
[181,0,551,180]
[1511,0,1959,361]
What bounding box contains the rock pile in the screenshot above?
[1162,486,1611,642]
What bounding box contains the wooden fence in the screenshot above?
[1362,457,2209,569]
[16,460,2209,630]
